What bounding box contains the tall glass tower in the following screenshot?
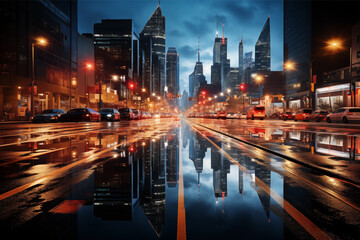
[141,4,166,95]
[255,17,271,72]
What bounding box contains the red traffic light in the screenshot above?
[201,91,206,95]
[240,84,245,91]
[129,146,135,152]
[129,83,134,89]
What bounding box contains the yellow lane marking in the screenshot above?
[189,122,332,240]
[0,124,170,201]
[177,125,186,240]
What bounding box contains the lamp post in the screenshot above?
[85,63,93,107]
[255,75,263,100]
[327,39,353,106]
[31,37,47,117]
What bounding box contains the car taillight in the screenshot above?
[86,114,90,117]
[348,112,353,115]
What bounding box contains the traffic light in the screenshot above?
[310,83,314,92]
[129,83,135,89]
[240,84,245,92]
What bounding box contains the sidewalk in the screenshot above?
[0,121,31,125]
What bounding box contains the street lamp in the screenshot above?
[31,37,48,117]
[85,63,93,107]
[327,39,354,106]
[255,75,263,99]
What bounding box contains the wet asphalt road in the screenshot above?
[0,118,359,240]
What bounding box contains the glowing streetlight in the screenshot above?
[326,38,354,106]
[141,88,147,93]
[220,92,224,96]
[31,37,48,116]
[284,61,295,70]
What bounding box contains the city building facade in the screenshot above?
[0,0,78,120]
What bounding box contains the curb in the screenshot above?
[188,119,360,187]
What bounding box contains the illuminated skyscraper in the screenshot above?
[255,17,270,72]
[141,3,166,95]
[166,47,179,101]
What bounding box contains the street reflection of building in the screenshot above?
[211,143,230,201]
[166,129,179,187]
[93,144,139,220]
[140,137,166,236]
[252,164,271,221]
[316,134,359,160]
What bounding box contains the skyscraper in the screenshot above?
[189,36,206,98]
[94,19,139,106]
[166,47,179,103]
[255,17,271,72]
[238,38,244,83]
[211,16,230,91]
[141,3,166,95]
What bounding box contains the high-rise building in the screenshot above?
[284,0,360,110]
[166,47,179,99]
[189,37,206,98]
[238,38,244,83]
[224,67,240,92]
[141,3,166,96]
[211,16,230,91]
[255,17,270,72]
[94,19,139,107]
[139,34,152,98]
[0,0,78,120]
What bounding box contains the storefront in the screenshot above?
[315,83,350,111]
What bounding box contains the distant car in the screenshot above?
[226,112,237,119]
[99,108,120,121]
[32,109,65,123]
[294,109,313,121]
[119,108,134,120]
[240,113,247,119]
[132,109,141,120]
[216,110,227,119]
[59,108,100,122]
[247,106,265,120]
[270,112,281,119]
[280,111,295,121]
[306,110,329,122]
[326,107,360,123]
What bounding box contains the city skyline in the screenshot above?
[78,0,284,93]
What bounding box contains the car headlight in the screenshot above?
[107,114,112,117]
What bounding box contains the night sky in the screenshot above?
[78,0,283,93]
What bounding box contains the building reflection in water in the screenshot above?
[92,127,181,237]
[240,125,360,161]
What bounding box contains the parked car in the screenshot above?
[294,108,313,121]
[119,108,134,120]
[216,110,227,119]
[142,111,151,119]
[247,106,266,120]
[280,111,295,121]
[240,113,247,119]
[270,112,281,119]
[226,112,238,119]
[306,110,329,122]
[132,109,141,120]
[59,108,100,122]
[99,108,120,121]
[32,109,65,123]
[326,107,360,123]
